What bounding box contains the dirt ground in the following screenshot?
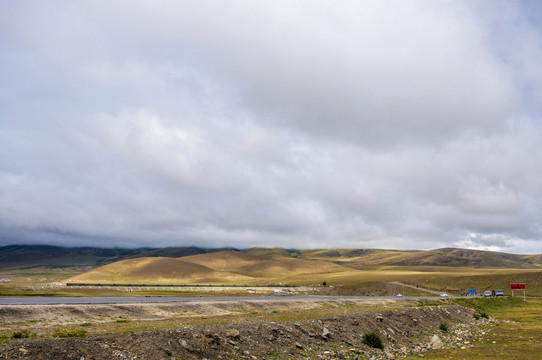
[0,299,489,359]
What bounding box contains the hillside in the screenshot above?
[2,245,542,286]
[295,248,542,269]
[69,257,253,284]
[395,248,540,268]
[181,250,347,277]
[0,245,148,269]
[0,245,227,269]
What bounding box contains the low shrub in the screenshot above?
[362,331,384,350]
[473,313,480,320]
[12,330,30,339]
[480,312,489,319]
[439,323,448,332]
[80,322,92,327]
[52,328,87,338]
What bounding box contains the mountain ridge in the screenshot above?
[0,244,541,270]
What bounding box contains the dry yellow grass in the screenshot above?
[66,248,542,294]
[298,248,541,269]
[182,250,347,278]
[69,257,253,284]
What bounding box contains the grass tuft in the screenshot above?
[362,331,384,350]
[11,330,30,339]
[52,328,87,338]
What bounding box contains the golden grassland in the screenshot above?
[69,257,253,284]
[59,248,542,298]
[181,250,346,277]
[1,248,540,299]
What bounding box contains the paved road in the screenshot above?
[0,295,441,305]
[390,281,443,295]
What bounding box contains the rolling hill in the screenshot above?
[69,257,253,284]
[181,250,347,277]
[0,245,229,269]
[2,245,542,286]
[2,245,540,270]
[0,245,148,269]
[296,248,542,269]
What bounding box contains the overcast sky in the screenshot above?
[2,1,542,253]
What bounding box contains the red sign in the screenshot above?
[511,283,526,290]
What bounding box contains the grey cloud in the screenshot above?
[2,1,542,253]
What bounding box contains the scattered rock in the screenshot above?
[0,303,483,360]
[430,334,444,349]
[226,329,240,339]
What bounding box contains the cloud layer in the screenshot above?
[2,1,542,253]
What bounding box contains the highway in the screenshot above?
[0,295,441,305]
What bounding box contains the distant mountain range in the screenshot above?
[0,245,227,269]
[1,244,541,271]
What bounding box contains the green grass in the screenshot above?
[417,296,524,316]
[52,328,87,338]
[453,297,525,314]
[11,329,30,339]
[404,270,542,296]
[405,298,542,360]
[115,316,131,323]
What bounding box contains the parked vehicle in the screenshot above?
[440,292,448,297]
[484,290,492,297]
[496,289,504,297]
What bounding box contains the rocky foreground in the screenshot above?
[0,305,489,360]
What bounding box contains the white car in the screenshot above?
[396,293,403,297]
[440,292,448,297]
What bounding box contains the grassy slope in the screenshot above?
[3,245,541,293]
[0,245,149,268]
[0,245,230,269]
[69,257,254,284]
[408,269,542,296]
[181,250,348,278]
[297,247,542,269]
[405,298,542,360]
[2,245,540,270]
